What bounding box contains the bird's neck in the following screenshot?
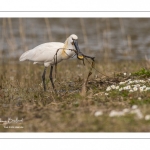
[63,39,68,51]
[62,38,74,53]
[63,38,73,50]
[61,38,74,59]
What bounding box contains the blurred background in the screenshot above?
[0,18,150,62]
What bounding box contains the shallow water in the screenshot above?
[0,18,150,61]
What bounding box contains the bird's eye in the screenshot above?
[71,41,74,45]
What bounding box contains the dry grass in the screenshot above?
[0,59,150,132]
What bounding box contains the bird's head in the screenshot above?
[69,34,84,60]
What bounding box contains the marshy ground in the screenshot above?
[1,18,150,132]
[0,59,150,132]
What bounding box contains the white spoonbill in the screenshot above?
[19,34,88,92]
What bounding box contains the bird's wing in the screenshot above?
[19,42,64,62]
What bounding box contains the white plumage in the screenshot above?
[19,34,83,92]
[19,34,79,67]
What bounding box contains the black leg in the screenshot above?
[49,65,56,92]
[42,67,47,91]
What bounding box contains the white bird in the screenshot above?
[19,34,85,92]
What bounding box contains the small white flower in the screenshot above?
[105,93,109,96]
[130,109,143,119]
[133,87,138,91]
[132,105,138,110]
[146,87,150,91]
[138,97,142,100]
[128,81,133,84]
[145,115,150,120]
[127,85,131,89]
[94,111,103,117]
[134,80,138,83]
[106,86,111,91]
[119,88,123,91]
[142,85,146,88]
[116,86,119,89]
[123,87,126,90]
[123,108,130,113]
[123,85,131,90]
[140,87,144,92]
[109,110,125,117]
[127,79,131,81]
[119,82,125,85]
[139,80,145,83]
[129,89,134,92]
[135,84,140,88]
[94,93,99,96]
[123,73,127,76]
[111,85,116,89]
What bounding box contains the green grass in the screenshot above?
[132,68,150,77]
[0,60,150,132]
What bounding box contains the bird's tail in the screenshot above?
[19,50,33,61]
